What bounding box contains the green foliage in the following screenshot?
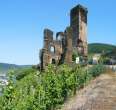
[88,65,105,77]
[88,43,116,54]
[100,47,116,63]
[99,56,110,64]
[104,47,116,59]
[72,51,78,61]
[15,68,36,80]
[0,64,105,110]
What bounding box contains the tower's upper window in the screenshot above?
[50,46,55,53]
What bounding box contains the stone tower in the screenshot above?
[40,4,88,69]
[70,4,88,57]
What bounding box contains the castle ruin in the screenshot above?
[39,4,88,69]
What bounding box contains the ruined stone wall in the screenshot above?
[70,5,88,57]
[64,27,73,64]
[70,6,79,48]
[41,29,64,69]
[40,4,88,69]
[41,29,53,69]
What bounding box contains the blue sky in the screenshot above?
[0,0,116,65]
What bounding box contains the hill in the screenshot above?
[0,63,31,74]
[88,43,116,54]
[104,47,116,59]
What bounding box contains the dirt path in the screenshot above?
[60,71,116,110]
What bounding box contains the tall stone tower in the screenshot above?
[70,4,88,57]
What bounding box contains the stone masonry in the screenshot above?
[70,5,88,56]
[39,4,88,69]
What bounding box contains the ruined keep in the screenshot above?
[39,4,88,69]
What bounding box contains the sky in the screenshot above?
[0,0,116,65]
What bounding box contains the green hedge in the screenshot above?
[88,65,105,77]
[0,65,105,110]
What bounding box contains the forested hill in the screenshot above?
[104,47,116,59]
[0,63,31,74]
[88,43,116,54]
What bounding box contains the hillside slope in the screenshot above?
[88,43,116,54]
[0,63,31,74]
[61,71,116,110]
[104,47,116,59]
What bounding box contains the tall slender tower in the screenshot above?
[70,4,88,56]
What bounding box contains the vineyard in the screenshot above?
[0,65,105,110]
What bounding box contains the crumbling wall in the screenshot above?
[70,4,88,57]
[40,29,64,69]
[64,27,73,64]
[40,4,88,69]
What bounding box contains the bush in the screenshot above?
[88,65,105,77]
[15,68,35,80]
[0,64,106,110]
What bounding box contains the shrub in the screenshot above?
[0,64,106,110]
[88,65,105,77]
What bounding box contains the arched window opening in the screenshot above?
[57,35,62,41]
[50,46,55,53]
